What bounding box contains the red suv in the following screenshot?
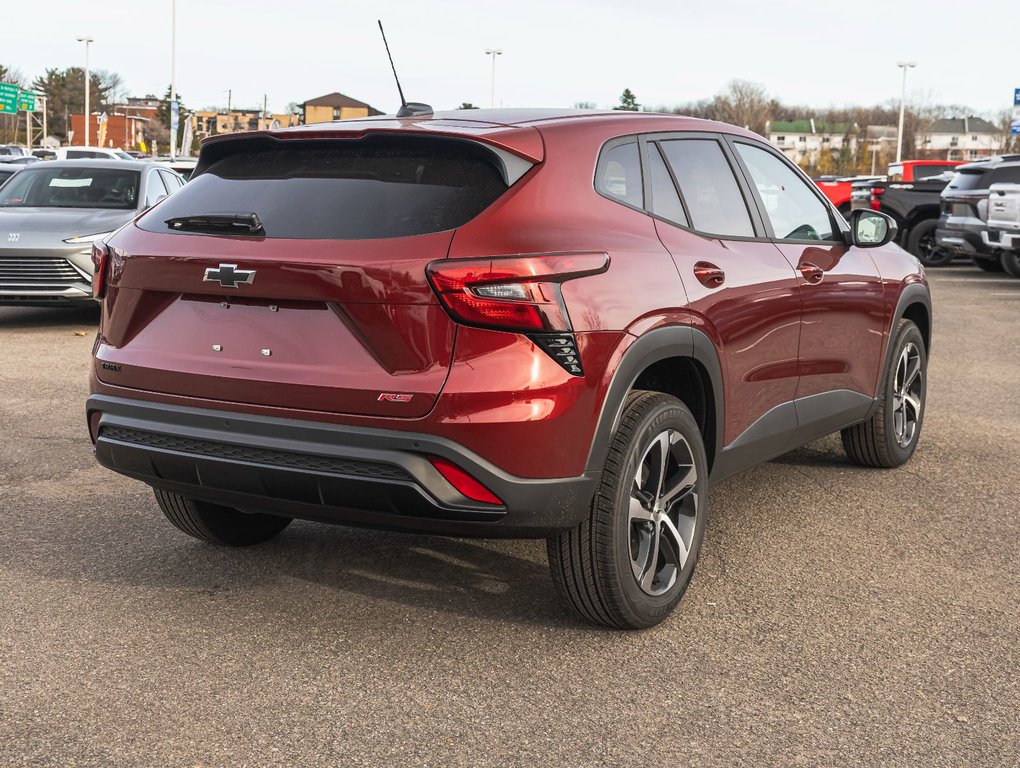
[87,110,931,628]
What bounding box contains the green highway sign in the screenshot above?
[18,90,36,111]
[0,82,17,113]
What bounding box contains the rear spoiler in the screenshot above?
[195,124,543,186]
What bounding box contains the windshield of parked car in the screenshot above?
[913,164,957,180]
[0,167,140,209]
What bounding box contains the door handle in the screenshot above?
[694,261,725,288]
[799,262,824,284]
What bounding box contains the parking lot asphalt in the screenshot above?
[1,264,1018,767]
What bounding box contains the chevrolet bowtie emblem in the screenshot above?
[204,263,256,288]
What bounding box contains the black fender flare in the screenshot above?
[583,325,724,476]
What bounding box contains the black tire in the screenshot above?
[906,219,952,266]
[972,256,1005,272]
[153,489,292,545]
[1001,250,1020,278]
[842,319,927,468]
[547,391,709,629]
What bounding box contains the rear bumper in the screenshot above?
[936,219,996,258]
[86,394,596,538]
[981,229,1020,251]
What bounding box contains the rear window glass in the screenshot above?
[947,171,988,190]
[912,164,957,180]
[0,167,140,209]
[139,137,509,240]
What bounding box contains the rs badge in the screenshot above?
[377,393,413,402]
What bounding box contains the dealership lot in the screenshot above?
[0,266,1017,766]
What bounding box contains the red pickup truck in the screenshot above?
[815,161,963,215]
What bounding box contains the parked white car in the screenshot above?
[53,146,134,161]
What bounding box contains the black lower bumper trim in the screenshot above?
[87,394,595,537]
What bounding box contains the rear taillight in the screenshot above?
[870,187,885,211]
[426,253,609,333]
[91,242,109,298]
[428,456,503,505]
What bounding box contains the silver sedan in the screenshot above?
[0,160,185,306]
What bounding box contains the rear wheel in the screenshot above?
[547,392,709,629]
[1001,250,1020,278]
[972,256,1005,272]
[842,319,927,468]
[906,219,952,266]
[153,489,292,545]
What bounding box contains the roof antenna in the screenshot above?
[378,20,433,118]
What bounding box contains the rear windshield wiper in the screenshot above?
[165,212,264,235]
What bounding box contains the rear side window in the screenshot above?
[647,143,687,225]
[140,137,509,240]
[596,141,643,208]
[947,171,988,191]
[659,139,755,238]
[989,166,1020,184]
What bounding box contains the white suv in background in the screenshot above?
[54,147,134,161]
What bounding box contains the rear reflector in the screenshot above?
[428,456,503,505]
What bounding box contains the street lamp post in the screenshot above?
[170,0,177,160]
[895,60,916,163]
[484,48,502,109]
[76,36,94,146]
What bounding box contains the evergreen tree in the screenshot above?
[614,89,640,112]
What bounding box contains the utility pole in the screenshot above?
[169,0,177,159]
[227,88,231,133]
[485,48,502,109]
[41,95,47,142]
[261,93,267,131]
[895,61,916,163]
[76,36,94,146]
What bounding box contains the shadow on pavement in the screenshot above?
[0,304,100,328]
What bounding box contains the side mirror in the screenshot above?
[847,209,898,248]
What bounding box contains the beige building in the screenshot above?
[301,92,382,124]
[192,110,300,138]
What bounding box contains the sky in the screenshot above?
[4,0,1017,119]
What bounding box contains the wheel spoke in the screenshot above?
[640,523,661,592]
[660,463,697,507]
[628,493,654,523]
[904,393,922,418]
[902,356,921,391]
[649,432,670,502]
[660,514,690,570]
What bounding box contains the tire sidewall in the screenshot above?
[908,220,951,266]
[608,398,709,626]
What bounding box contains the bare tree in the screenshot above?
[710,80,772,135]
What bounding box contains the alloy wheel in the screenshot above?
[628,429,699,596]
[892,342,923,447]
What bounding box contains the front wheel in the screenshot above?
[907,220,952,266]
[842,319,927,468]
[547,392,709,629]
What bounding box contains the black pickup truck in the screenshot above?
[851,172,957,266]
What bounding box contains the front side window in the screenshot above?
[145,170,168,207]
[658,139,754,238]
[0,167,140,209]
[596,141,643,209]
[734,142,836,241]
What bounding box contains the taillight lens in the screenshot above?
[91,242,110,298]
[870,187,885,211]
[428,456,503,505]
[426,253,609,333]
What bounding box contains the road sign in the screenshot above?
[0,82,18,113]
[1012,88,1020,135]
[18,90,36,112]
